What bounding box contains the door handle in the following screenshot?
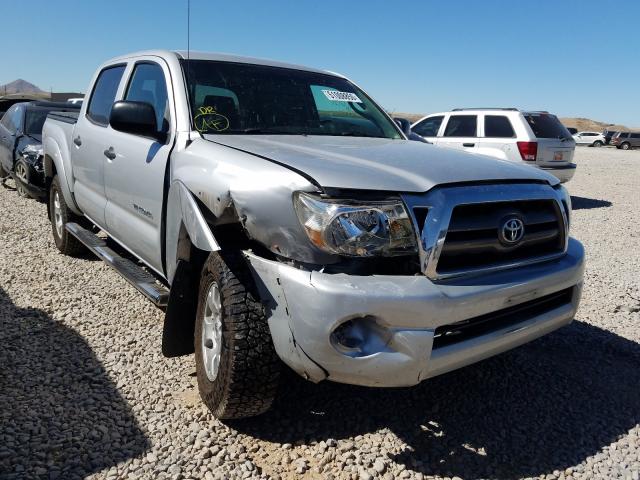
[463,143,475,147]
[73,136,82,146]
[103,147,116,160]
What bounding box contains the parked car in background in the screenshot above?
[566,127,578,135]
[42,50,583,419]
[603,130,619,145]
[572,131,605,147]
[0,101,80,197]
[66,97,84,106]
[611,131,640,150]
[411,108,576,183]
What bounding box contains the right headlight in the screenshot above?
[293,192,417,257]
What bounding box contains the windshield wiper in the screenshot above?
[237,128,304,135]
[337,131,384,138]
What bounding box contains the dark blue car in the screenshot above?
[0,101,79,198]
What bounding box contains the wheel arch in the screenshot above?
[43,135,82,215]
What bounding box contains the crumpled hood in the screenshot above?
[203,135,558,192]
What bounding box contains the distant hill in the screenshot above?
[559,117,631,133]
[0,79,46,95]
[390,112,634,132]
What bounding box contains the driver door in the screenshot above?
[103,59,175,274]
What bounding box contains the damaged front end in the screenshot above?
[172,138,583,387]
[14,144,47,199]
[241,183,583,388]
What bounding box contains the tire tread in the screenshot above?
[195,251,280,420]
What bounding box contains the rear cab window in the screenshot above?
[523,112,571,140]
[87,65,127,126]
[443,115,477,137]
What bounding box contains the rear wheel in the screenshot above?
[194,251,281,420]
[49,175,85,256]
[621,142,631,150]
[592,140,603,147]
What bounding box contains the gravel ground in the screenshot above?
[1,147,639,480]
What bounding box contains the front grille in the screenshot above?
[436,200,564,275]
[432,287,574,349]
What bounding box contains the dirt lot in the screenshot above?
[1,146,639,480]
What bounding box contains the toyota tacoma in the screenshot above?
[42,50,584,419]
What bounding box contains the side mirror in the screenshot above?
[109,101,164,142]
[393,117,413,137]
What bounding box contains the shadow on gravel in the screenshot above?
[233,321,640,479]
[571,196,612,210]
[0,287,149,479]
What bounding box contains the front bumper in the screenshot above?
[246,238,585,387]
[541,163,577,183]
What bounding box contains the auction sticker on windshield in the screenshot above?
[322,90,362,103]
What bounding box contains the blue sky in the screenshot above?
[2,0,638,125]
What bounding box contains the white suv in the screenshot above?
[573,131,605,147]
[411,108,576,183]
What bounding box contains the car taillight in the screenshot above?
[517,141,538,161]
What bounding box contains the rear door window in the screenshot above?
[443,115,477,137]
[87,65,126,126]
[524,113,570,139]
[484,115,515,138]
[413,115,444,137]
[631,133,640,139]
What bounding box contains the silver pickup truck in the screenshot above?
[43,50,584,420]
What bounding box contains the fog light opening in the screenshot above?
[330,316,392,358]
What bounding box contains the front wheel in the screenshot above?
[194,251,281,420]
[621,142,631,150]
[592,140,603,147]
[49,175,85,256]
[14,160,31,197]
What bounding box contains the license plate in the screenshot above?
[553,152,563,161]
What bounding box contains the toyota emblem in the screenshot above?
[499,217,525,245]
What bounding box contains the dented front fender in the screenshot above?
[170,138,338,266]
[166,180,220,283]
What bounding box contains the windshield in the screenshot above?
[523,112,572,140]
[181,60,401,139]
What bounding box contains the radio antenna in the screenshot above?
[186,0,193,136]
[187,0,191,63]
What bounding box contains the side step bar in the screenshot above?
[66,222,170,307]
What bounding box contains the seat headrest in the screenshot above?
[203,95,237,114]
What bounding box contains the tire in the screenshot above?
[621,142,631,150]
[593,141,603,147]
[49,175,85,256]
[14,160,31,198]
[194,251,280,420]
